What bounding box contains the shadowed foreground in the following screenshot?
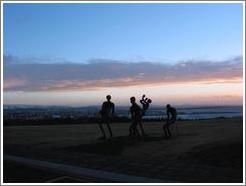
[3,118,243,183]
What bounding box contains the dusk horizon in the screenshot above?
[3,55,243,106]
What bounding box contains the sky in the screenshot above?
[3,3,244,106]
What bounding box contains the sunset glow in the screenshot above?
[3,81,243,106]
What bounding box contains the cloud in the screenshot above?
[3,78,28,90]
[3,55,243,92]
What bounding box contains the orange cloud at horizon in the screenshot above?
[3,81,243,106]
[19,76,242,92]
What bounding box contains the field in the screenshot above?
[3,118,243,183]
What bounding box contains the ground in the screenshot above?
[3,118,243,183]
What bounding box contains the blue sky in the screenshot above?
[4,3,243,63]
[3,3,244,106]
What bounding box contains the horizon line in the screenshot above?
[3,103,243,108]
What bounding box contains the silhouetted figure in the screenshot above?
[129,97,145,136]
[98,95,114,140]
[140,94,152,116]
[163,104,177,138]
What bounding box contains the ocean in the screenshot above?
[140,106,243,120]
[4,105,243,121]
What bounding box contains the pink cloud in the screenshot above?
[3,78,28,90]
[3,55,243,92]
